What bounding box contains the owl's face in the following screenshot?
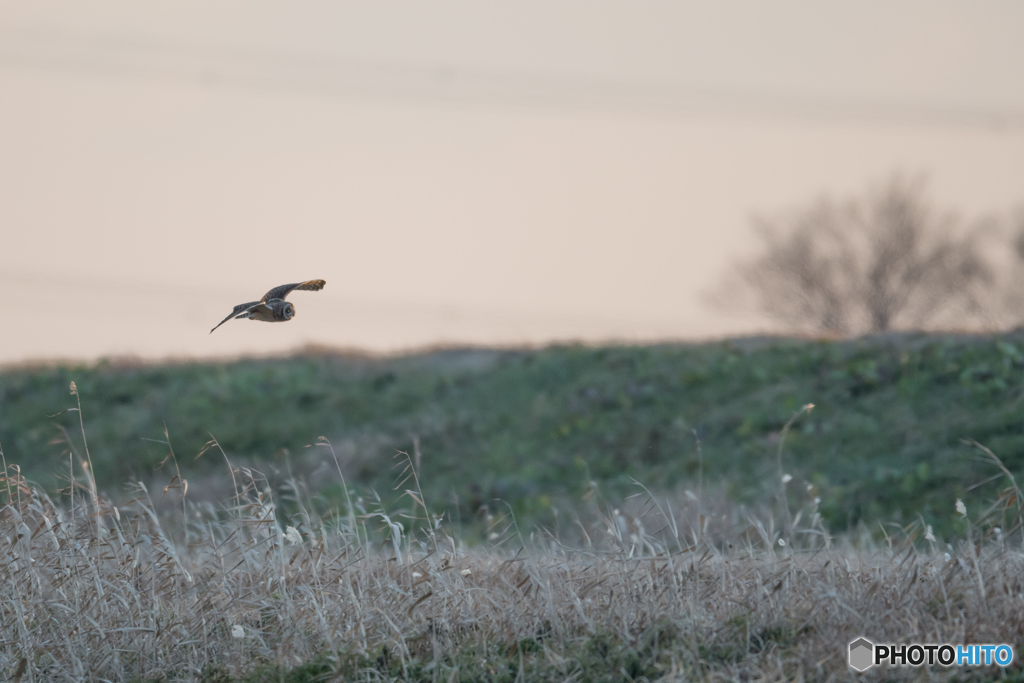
[282,302,295,320]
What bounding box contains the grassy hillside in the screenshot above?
[2,333,1023,534]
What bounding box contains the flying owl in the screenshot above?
[210,280,326,334]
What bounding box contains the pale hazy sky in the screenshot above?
[2,1,1023,363]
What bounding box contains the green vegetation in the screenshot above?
[2,333,1023,534]
[195,626,703,683]
[193,623,795,683]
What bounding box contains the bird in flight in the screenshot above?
[210,280,326,334]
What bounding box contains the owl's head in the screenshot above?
[283,302,295,320]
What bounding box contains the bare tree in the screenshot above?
[722,176,994,335]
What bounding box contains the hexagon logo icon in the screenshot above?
[849,637,875,671]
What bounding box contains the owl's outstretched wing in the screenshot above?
[261,279,326,303]
[210,301,260,334]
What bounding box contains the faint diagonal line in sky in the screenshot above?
[0,266,672,331]
[1,28,1023,130]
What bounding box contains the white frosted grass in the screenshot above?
[1,456,1023,682]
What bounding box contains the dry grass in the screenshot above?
[2,439,1024,683]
